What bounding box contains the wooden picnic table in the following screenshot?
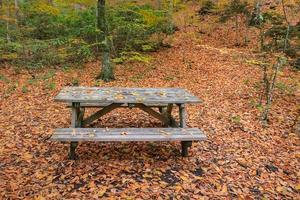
[51,87,206,159]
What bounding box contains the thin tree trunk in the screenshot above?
[167,0,174,34]
[14,0,19,25]
[156,0,161,9]
[282,0,290,52]
[235,15,239,45]
[6,0,10,43]
[261,59,281,123]
[95,3,99,55]
[259,64,268,105]
[97,0,114,81]
[255,0,264,51]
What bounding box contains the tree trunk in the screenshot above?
[97,0,114,81]
[6,0,10,43]
[235,15,239,45]
[167,0,174,34]
[282,0,290,52]
[14,0,19,24]
[156,0,161,9]
[261,58,283,124]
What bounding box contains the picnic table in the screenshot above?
[51,87,207,159]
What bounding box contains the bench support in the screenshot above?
[179,104,192,157]
[82,103,122,126]
[69,102,81,160]
[135,104,170,125]
[67,102,194,158]
[181,141,192,157]
[69,142,78,160]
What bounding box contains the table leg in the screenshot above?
[179,104,192,157]
[69,102,80,160]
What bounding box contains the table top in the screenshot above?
[55,87,202,104]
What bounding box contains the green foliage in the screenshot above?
[231,115,241,124]
[71,78,80,86]
[220,0,250,23]
[113,51,151,64]
[47,82,56,90]
[0,74,10,83]
[21,85,28,93]
[198,0,216,16]
[0,1,171,69]
[249,5,299,65]
[107,3,169,53]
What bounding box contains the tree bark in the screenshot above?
[6,0,11,43]
[167,0,174,34]
[261,58,283,124]
[156,0,161,9]
[14,0,19,24]
[97,0,114,81]
[282,0,290,52]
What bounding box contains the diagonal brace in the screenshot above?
[82,103,122,126]
[135,103,170,125]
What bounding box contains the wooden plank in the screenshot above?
[82,103,122,126]
[55,87,203,104]
[50,128,207,142]
[66,103,169,108]
[135,103,170,125]
[54,127,202,134]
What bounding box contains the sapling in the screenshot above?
[260,56,287,126]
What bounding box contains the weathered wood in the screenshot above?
[179,104,186,128]
[135,103,170,125]
[166,104,173,116]
[69,142,78,160]
[70,102,80,160]
[181,141,192,157]
[78,107,85,127]
[166,104,178,127]
[67,103,168,108]
[178,104,191,156]
[71,102,80,128]
[51,128,207,142]
[55,87,203,104]
[82,103,122,126]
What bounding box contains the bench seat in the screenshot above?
[51,128,207,159]
[51,128,206,142]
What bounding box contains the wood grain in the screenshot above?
[51,128,207,142]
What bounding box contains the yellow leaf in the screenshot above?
[276,186,284,193]
[89,181,96,190]
[22,152,33,160]
[221,185,227,194]
[97,186,107,197]
[34,195,46,200]
[35,171,47,179]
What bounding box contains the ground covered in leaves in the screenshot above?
[1,11,300,200]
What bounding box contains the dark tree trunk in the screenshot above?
[97,0,114,82]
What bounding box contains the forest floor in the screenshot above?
[1,7,300,200]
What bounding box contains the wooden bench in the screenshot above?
[51,128,207,159]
